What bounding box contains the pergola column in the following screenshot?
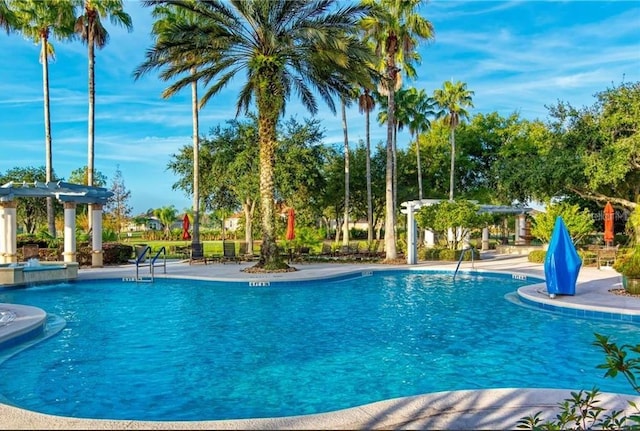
[515,213,527,245]
[91,203,104,268]
[63,202,77,263]
[0,200,17,264]
[424,229,435,248]
[406,201,417,265]
[482,227,490,251]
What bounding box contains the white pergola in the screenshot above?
[401,199,534,265]
[0,181,113,267]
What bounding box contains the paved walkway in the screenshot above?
[1,253,639,430]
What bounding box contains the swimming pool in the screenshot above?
[0,270,637,421]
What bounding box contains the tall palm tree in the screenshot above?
[358,86,375,243]
[361,0,434,260]
[9,0,77,236]
[0,0,15,32]
[75,0,132,229]
[396,87,434,200]
[340,95,351,247]
[340,85,361,247]
[138,0,375,269]
[134,2,202,248]
[433,80,474,201]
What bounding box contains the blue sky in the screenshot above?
[0,1,638,215]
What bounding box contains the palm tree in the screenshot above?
[340,85,361,247]
[9,0,77,236]
[0,0,15,32]
[396,87,434,200]
[433,80,474,201]
[153,205,177,239]
[358,86,375,243]
[134,2,203,248]
[138,0,375,269]
[340,95,351,247]
[75,0,132,230]
[361,0,434,260]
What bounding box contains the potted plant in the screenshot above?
[613,247,640,295]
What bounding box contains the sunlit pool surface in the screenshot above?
[0,270,637,421]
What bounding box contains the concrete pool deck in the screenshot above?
[1,252,639,430]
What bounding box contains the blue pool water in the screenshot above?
[0,270,637,421]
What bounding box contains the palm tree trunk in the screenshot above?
[341,99,350,246]
[87,20,95,230]
[243,199,254,254]
[42,36,55,237]
[384,74,397,260]
[393,121,397,212]
[449,128,455,201]
[365,106,373,243]
[257,109,280,266]
[415,133,423,200]
[190,67,200,246]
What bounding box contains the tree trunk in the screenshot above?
[87,15,95,230]
[243,199,254,255]
[42,36,55,237]
[449,128,455,201]
[393,122,398,213]
[365,105,373,243]
[342,99,350,246]
[384,75,397,260]
[257,107,280,267]
[415,132,423,200]
[191,68,200,246]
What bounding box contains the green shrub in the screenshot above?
[418,247,477,261]
[439,249,458,261]
[77,243,92,266]
[528,250,546,263]
[578,250,597,266]
[102,242,133,265]
[419,248,442,260]
[613,247,640,279]
[16,234,48,248]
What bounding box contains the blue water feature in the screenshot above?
[0,271,637,422]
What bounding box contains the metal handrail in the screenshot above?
[453,247,475,280]
[132,246,167,282]
[135,245,152,281]
[150,246,167,279]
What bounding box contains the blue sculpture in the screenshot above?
[544,216,582,297]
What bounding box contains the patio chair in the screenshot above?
[238,241,255,261]
[222,241,240,264]
[189,242,208,265]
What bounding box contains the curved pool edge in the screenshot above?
[517,278,640,323]
[0,304,46,350]
[0,388,638,430]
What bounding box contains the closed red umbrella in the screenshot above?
[286,208,295,241]
[182,214,191,241]
[604,202,614,246]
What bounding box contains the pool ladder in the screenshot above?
[127,246,166,282]
[453,247,475,280]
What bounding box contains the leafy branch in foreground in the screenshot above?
[517,334,640,430]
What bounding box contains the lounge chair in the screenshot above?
[238,241,255,261]
[189,243,208,265]
[222,241,240,264]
